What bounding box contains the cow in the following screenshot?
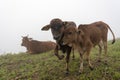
[78,21,115,61]
[61,21,115,74]
[41,18,76,74]
[21,36,56,54]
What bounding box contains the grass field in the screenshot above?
[0,40,120,80]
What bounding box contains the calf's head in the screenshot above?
[62,26,85,46]
[21,36,32,47]
[62,27,78,46]
[41,18,65,41]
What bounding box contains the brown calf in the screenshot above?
[21,36,56,54]
[41,18,76,74]
[62,21,115,73]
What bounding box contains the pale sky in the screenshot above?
[0,0,120,54]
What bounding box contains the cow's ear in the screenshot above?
[41,24,51,31]
[62,21,68,26]
[78,30,84,36]
[29,38,33,41]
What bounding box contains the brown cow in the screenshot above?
[62,21,115,74]
[21,36,56,54]
[78,21,115,61]
[41,18,76,74]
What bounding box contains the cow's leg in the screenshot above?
[54,45,64,60]
[72,47,75,60]
[79,52,84,74]
[65,47,71,74]
[86,49,94,70]
[98,43,102,62]
[103,41,107,62]
[102,34,108,62]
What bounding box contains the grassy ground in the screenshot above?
[0,40,120,80]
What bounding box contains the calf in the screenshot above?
[62,21,115,73]
[41,18,76,74]
[79,21,115,61]
[21,36,56,54]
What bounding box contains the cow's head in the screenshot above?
[41,18,66,42]
[62,26,85,46]
[21,36,32,46]
[62,26,78,46]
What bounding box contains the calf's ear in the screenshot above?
[41,24,51,31]
[62,21,68,26]
[78,30,84,36]
[29,38,33,41]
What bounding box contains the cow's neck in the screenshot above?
[74,34,86,52]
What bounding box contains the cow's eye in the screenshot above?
[68,32,72,35]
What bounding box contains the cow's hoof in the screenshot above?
[78,69,83,75]
[97,59,101,62]
[72,58,75,60]
[59,55,64,60]
[65,71,69,75]
[77,71,82,75]
[104,61,108,65]
[89,66,94,70]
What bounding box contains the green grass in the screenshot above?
[0,40,120,80]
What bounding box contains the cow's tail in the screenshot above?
[106,24,115,44]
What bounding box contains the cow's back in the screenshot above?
[38,41,56,52]
[29,40,56,53]
[93,21,108,41]
[78,25,102,46]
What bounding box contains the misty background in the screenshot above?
[0,0,120,54]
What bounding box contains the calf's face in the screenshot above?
[50,21,64,41]
[62,27,77,45]
[41,18,64,41]
[21,36,29,46]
